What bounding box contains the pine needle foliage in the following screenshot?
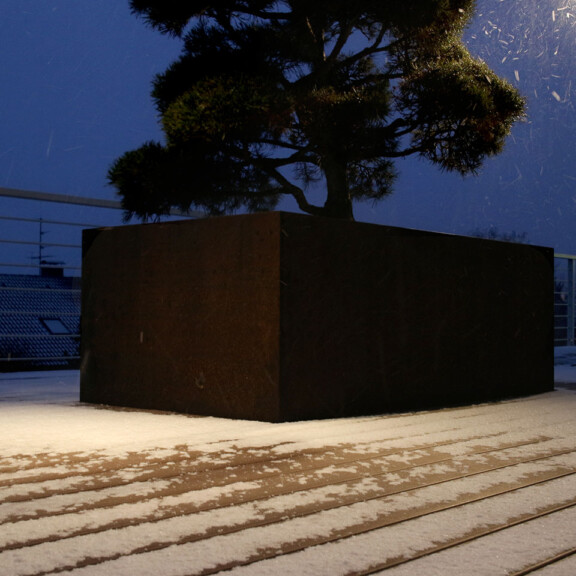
[109,0,525,221]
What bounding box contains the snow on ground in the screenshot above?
[0,352,575,575]
[1,354,574,459]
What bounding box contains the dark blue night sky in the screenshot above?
[1,0,576,272]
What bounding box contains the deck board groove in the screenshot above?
[1,374,576,575]
[3,441,574,529]
[3,452,575,555]
[510,549,576,576]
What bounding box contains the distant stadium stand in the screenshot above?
[0,271,81,370]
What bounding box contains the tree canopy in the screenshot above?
[109,0,525,221]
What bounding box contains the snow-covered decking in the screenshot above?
[1,354,576,575]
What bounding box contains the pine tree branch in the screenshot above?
[326,19,356,63]
[387,145,425,158]
[257,162,325,216]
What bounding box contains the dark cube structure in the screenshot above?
[80,212,553,422]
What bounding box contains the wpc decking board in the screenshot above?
[1,372,575,575]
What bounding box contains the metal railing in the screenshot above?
[0,186,200,276]
[0,187,198,370]
[554,253,576,346]
[0,214,91,275]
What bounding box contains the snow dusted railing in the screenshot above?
[554,254,576,346]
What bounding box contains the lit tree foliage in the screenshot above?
[109,0,525,220]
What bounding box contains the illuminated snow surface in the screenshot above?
[0,349,575,575]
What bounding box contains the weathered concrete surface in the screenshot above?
[81,212,553,422]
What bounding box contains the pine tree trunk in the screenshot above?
[322,157,354,220]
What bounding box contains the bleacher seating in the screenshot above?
[0,271,81,370]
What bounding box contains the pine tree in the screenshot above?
[109,0,525,221]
